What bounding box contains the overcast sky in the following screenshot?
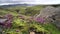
[0,0,60,5]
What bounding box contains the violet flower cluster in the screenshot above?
[0,14,13,28]
[34,17,45,23]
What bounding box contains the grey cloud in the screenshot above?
[0,0,21,3]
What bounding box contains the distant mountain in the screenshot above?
[0,4,35,8]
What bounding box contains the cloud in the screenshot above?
[0,0,60,5]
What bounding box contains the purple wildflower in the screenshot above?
[5,23,12,28]
[0,14,13,28]
[16,29,20,32]
[34,17,45,23]
[4,14,13,20]
[19,15,25,20]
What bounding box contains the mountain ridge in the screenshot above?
[0,4,35,8]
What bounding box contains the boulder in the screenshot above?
[36,6,56,18]
[0,16,7,25]
[36,6,60,29]
[0,19,7,23]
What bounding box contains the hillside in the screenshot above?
[0,5,60,34]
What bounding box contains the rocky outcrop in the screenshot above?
[36,6,60,29]
[36,6,56,18]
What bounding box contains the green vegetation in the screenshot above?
[0,5,60,34]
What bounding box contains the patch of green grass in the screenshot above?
[43,23,60,34]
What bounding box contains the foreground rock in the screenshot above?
[36,6,60,29]
[0,16,7,24]
[0,19,7,23]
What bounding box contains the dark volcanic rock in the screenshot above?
[36,6,60,29]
